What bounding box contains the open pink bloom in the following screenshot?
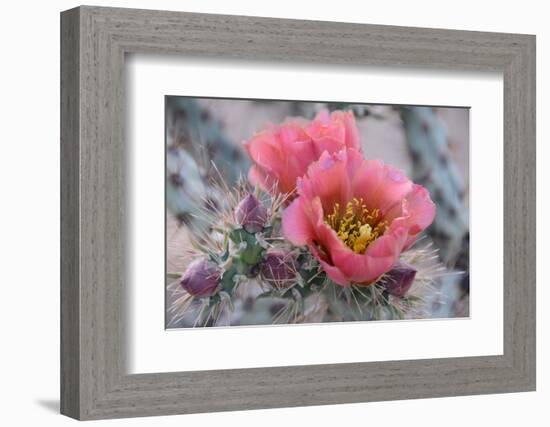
[282,149,436,286]
[244,110,361,196]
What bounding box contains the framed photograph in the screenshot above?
[164,96,470,329]
[61,6,536,420]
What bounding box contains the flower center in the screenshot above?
[325,198,388,254]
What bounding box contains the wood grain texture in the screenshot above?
[60,7,80,419]
[60,5,536,420]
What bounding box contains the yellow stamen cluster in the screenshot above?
[325,198,388,254]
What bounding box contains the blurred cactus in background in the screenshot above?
[166,97,250,233]
[399,107,470,315]
[399,107,469,269]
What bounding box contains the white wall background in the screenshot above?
[0,0,546,425]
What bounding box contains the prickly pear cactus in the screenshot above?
[165,103,464,327]
[167,183,444,328]
[168,186,309,327]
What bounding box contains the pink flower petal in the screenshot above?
[404,184,436,234]
[400,184,436,249]
[245,110,363,196]
[338,110,361,150]
[303,150,352,214]
[282,198,315,246]
[352,160,413,214]
[244,132,282,172]
[310,244,352,286]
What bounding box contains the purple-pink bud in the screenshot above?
[235,194,268,233]
[180,258,221,297]
[382,261,416,297]
[260,250,297,289]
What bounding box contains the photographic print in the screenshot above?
[166,97,469,328]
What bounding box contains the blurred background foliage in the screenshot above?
[166,97,470,327]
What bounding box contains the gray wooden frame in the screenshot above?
[60,5,536,420]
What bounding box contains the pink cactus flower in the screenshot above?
[282,149,435,286]
[244,110,361,196]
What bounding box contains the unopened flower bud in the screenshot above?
[235,194,268,233]
[382,261,416,297]
[180,258,221,297]
[261,250,297,289]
